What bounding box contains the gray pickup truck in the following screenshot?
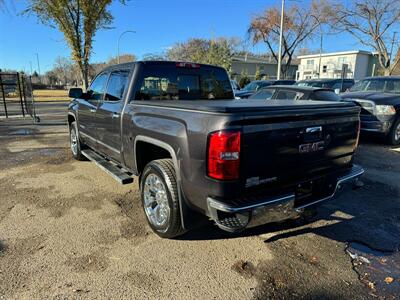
[68,61,364,238]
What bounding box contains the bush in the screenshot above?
[239,76,251,88]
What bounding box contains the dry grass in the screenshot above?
[33,89,70,102]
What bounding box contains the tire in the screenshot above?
[69,121,86,161]
[387,117,400,145]
[140,159,185,238]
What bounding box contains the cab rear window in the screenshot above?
[134,65,233,100]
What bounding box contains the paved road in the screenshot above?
[0,101,68,124]
[0,124,399,299]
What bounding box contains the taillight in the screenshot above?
[208,131,241,180]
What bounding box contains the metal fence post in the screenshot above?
[21,75,28,115]
[17,72,25,117]
[29,76,38,123]
[0,73,8,118]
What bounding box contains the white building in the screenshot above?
[296,50,377,81]
[231,55,298,80]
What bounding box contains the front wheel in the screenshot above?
[387,117,400,145]
[140,159,186,238]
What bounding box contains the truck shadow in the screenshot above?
[181,178,400,252]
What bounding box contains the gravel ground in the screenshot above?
[0,125,399,300]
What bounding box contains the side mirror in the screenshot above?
[68,88,83,99]
[334,88,341,94]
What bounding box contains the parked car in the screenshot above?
[341,76,400,145]
[230,79,240,93]
[235,79,296,99]
[296,78,355,93]
[68,61,363,238]
[249,85,342,102]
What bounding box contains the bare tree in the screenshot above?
[53,56,75,85]
[248,0,331,77]
[106,54,136,65]
[24,0,126,89]
[142,52,168,61]
[330,0,400,75]
[167,37,240,71]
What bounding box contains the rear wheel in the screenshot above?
[69,121,86,161]
[140,159,186,238]
[387,117,400,145]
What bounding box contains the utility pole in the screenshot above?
[35,53,41,83]
[389,31,398,64]
[277,0,285,80]
[117,30,136,64]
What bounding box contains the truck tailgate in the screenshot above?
[238,104,360,188]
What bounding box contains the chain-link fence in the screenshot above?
[0,72,38,122]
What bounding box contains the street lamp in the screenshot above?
[277,0,285,80]
[117,30,136,64]
[310,15,323,78]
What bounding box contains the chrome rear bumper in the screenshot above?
[207,165,364,232]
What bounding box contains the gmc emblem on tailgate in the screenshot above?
[299,141,325,153]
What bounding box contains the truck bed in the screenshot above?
[133,99,356,113]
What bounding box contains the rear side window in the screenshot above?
[275,90,304,100]
[134,65,233,100]
[88,73,108,101]
[249,89,274,100]
[312,91,341,101]
[104,70,130,101]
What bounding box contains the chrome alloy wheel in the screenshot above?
[70,128,78,156]
[395,122,400,142]
[143,174,170,228]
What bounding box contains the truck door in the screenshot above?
[78,72,109,148]
[95,69,130,161]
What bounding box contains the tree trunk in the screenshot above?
[384,68,391,76]
[80,67,88,90]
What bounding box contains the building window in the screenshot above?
[322,65,327,73]
[338,57,348,66]
[307,59,314,65]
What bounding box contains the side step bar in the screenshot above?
[81,149,134,185]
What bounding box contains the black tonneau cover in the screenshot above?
[133,99,356,113]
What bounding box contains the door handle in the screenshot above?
[90,109,96,113]
[112,113,120,119]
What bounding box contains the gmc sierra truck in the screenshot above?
[68,61,364,238]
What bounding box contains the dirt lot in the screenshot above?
[0,124,399,299]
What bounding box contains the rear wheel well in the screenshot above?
[68,114,75,127]
[135,141,172,176]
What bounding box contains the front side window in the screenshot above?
[87,73,109,101]
[104,70,130,101]
[350,79,400,94]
